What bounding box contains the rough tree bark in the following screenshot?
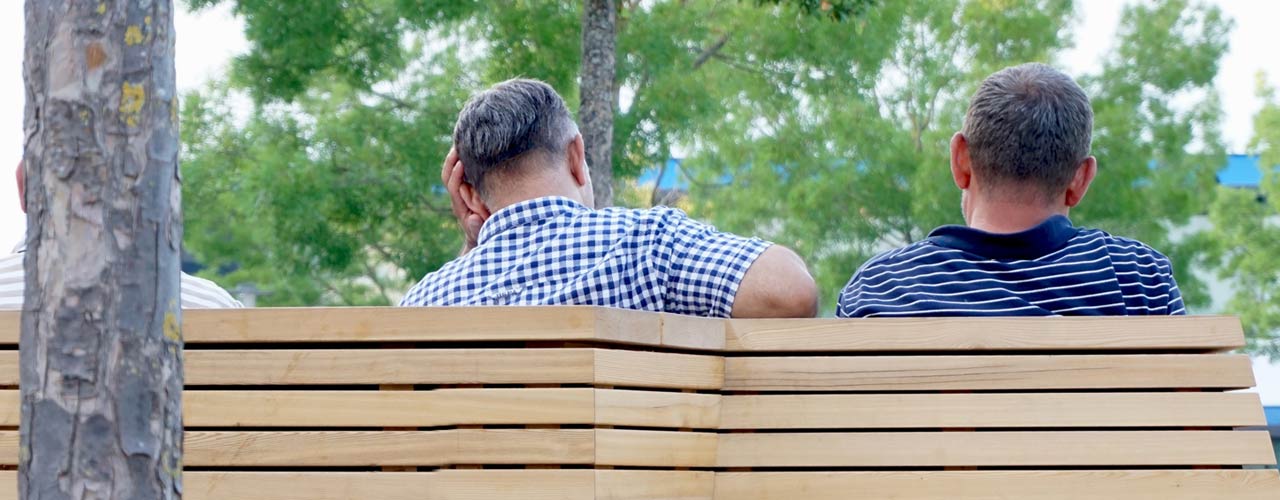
[20,1,183,499]
[579,0,617,208]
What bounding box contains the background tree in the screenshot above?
[580,0,617,207]
[21,1,183,498]
[1207,75,1280,356]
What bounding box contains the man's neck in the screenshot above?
[486,181,588,215]
[966,200,1067,234]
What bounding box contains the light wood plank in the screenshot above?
[724,354,1255,391]
[719,392,1267,429]
[0,308,665,345]
[724,316,1245,351]
[595,389,720,429]
[595,349,723,390]
[2,470,1277,500]
[181,430,595,467]
[0,311,1250,352]
[184,349,596,386]
[713,470,1280,500]
[430,470,716,500]
[183,389,594,427]
[187,472,434,500]
[716,431,1278,467]
[595,429,718,467]
[431,470,595,500]
[596,470,715,500]
[660,314,726,350]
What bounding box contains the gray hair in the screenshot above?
[453,78,580,196]
[962,63,1093,199]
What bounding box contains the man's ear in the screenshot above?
[459,183,491,220]
[950,132,973,190]
[1064,156,1098,208]
[567,134,589,187]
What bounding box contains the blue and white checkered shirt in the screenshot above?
[400,196,770,317]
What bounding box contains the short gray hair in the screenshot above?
[962,63,1093,199]
[454,79,580,196]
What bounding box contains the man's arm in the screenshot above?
[730,245,818,318]
[441,147,485,255]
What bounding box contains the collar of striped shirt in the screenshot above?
[926,214,1080,260]
[478,196,590,244]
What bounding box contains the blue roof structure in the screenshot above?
[635,158,687,191]
[1267,406,1280,426]
[1219,154,1264,188]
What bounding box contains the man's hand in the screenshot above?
[442,147,487,255]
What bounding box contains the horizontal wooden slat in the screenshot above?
[0,470,714,500]
[183,388,595,427]
[0,308,665,345]
[0,310,1250,352]
[713,470,1280,500]
[723,354,1255,391]
[5,390,1260,430]
[184,349,597,386]
[592,470,716,500]
[720,392,1267,429]
[595,389,720,429]
[594,349,723,390]
[183,429,594,467]
[724,316,1245,351]
[188,472,434,500]
[716,431,1278,467]
[431,470,595,500]
[2,430,1270,468]
[660,313,727,350]
[595,429,718,467]
[2,470,1277,500]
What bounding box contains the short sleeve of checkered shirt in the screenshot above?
[649,208,771,317]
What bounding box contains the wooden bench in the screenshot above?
[0,307,1277,499]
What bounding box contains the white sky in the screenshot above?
[0,2,1277,404]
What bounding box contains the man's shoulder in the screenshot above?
[1073,228,1173,264]
[853,240,955,278]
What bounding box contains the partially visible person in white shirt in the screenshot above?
[0,161,242,309]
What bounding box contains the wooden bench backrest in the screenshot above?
[0,307,1276,499]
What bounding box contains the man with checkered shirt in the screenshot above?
[400,79,817,318]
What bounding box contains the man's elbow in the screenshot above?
[731,245,819,318]
[775,274,819,318]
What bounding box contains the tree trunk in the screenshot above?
[20,1,183,499]
[579,0,617,208]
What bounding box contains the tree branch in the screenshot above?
[693,31,733,70]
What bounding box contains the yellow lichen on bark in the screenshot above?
[119,82,145,127]
[96,2,106,15]
[162,311,181,341]
[124,25,144,45]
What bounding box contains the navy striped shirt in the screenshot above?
[836,215,1184,317]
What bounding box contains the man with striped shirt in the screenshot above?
[0,162,242,309]
[837,63,1183,318]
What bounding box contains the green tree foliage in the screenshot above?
[1207,76,1280,355]
[181,0,1235,316]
